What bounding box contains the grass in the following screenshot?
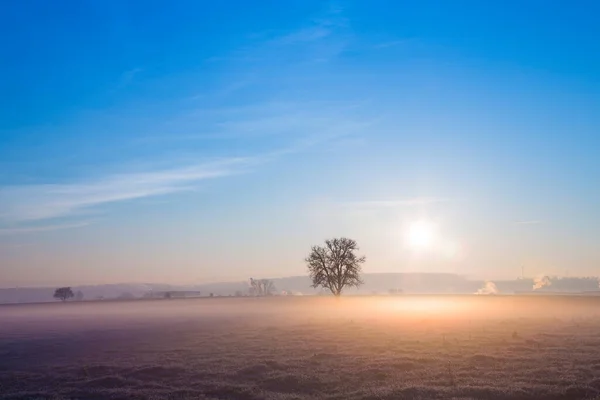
[2,296,600,399]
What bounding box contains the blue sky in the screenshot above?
[1,1,599,286]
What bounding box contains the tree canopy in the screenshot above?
[53,287,74,302]
[305,237,365,297]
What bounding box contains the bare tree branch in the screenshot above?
[305,237,365,297]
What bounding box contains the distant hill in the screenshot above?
[1,274,599,304]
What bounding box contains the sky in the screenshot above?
[1,1,599,287]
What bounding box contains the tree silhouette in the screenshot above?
[306,237,365,297]
[53,287,75,302]
[75,290,84,301]
[249,278,276,296]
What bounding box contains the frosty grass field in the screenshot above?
[2,296,600,400]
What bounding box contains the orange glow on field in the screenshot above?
[387,297,462,315]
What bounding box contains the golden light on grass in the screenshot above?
[389,297,461,315]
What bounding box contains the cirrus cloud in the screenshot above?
[0,157,251,223]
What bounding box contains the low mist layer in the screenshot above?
[2,296,600,399]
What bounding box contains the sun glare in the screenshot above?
[407,220,437,249]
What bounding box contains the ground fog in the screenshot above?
[2,296,600,399]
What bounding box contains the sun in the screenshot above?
[407,220,437,249]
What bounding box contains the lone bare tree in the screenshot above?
[305,237,366,297]
[53,287,74,302]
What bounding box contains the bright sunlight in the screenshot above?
[407,220,438,250]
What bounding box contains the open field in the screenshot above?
[2,296,600,399]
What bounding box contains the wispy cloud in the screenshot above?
[0,157,252,223]
[188,76,256,101]
[0,221,92,235]
[341,197,452,209]
[515,220,543,225]
[209,5,350,68]
[118,67,142,87]
[1,6,369,228]
[374,39,412,49]
[2,125,368,224]
[273,26,332,45]
[169,8,360,145]
[138,100,372,143]
[306,196,453,221]
[268,3,347,47]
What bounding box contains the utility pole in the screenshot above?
[521,265,524,280]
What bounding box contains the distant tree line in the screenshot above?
[52,287,84,302]
[52,237,368,303]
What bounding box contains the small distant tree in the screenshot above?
[75,290,84,301]
[249,278,276,296]
[263,279,276,296]
[164,292,172,299]
[305,237,366,297]
[53,287,74,302]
